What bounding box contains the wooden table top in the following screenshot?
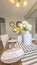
[32,40,37,45]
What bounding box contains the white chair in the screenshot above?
[1,34,9,48]
[33,34,37,40]
[34,34,37,40]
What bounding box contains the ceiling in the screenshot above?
[0,0,37,18]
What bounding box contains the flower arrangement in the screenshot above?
[20,21,32,32]
[14,20,32,34]
[14,27,22,35]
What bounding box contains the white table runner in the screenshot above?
[18,43,37,65]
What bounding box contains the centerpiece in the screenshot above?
[14,20,32,45]
[20,21,32,45]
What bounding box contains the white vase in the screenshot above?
[23,31,32,45]
[18,35,22,43]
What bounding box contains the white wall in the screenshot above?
[5,17,24,38]
[5,17,35,38]
[0,16,35,38]
[5,17,36,38]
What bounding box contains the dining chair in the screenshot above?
[1,34,9,51]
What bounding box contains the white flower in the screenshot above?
[20,20,32,31]
[27,24,32,31]
[22,21,28,28]
[22,21,28,25]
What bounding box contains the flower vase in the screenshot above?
[23,31,32,45]
[18,34,22,43]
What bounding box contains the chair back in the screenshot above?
[1,34,9,48]
[34,34,37,40]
